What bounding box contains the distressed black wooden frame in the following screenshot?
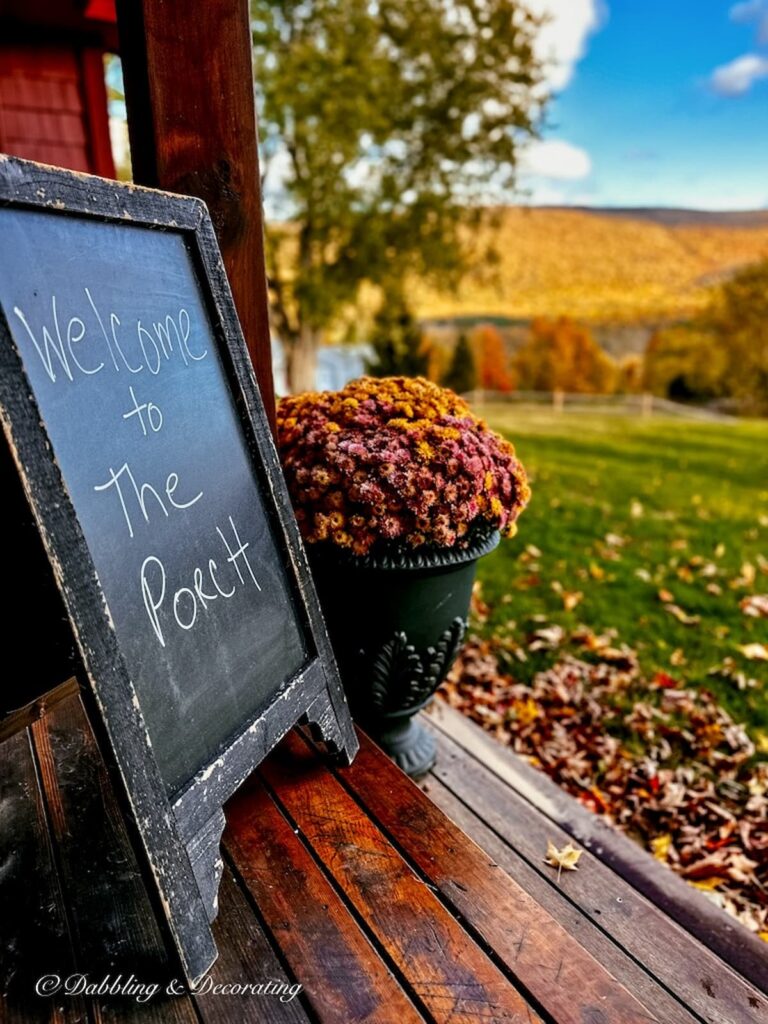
[0,156,358,983]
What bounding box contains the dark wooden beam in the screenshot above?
[115,0,276,429]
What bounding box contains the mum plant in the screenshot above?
[277,376,530,558]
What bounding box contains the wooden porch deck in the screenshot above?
[1,687,764,1024]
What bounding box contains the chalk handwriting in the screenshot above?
[12,291,207,385]
[93,461,203,539]
[141,517,262,647]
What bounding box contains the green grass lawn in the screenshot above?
[476,405,768,743]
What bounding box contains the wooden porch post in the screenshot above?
[115,0,276,429]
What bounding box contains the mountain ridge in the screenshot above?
[411,206,768,325]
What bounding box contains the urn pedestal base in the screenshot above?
[365,704,437,778]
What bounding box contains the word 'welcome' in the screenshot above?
[13,290,207,384]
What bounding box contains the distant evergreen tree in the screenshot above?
[366,298,429,377]
[443,333,477,394]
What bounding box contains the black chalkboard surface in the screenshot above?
[1,209,307,795]
[0,157,357,983]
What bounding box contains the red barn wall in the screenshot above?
[0,43,115,176]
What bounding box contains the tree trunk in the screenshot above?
[285,326,319,393]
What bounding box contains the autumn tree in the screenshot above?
[642,325,726,401]
[617,354,644,394]
[251,0,545,391]
[705,259,768,413]
[472,323,515,392]
[443,333,477,394]
[515,317,616,393]
[366,295,429,377]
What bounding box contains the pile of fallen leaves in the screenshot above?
[440,628,768,938]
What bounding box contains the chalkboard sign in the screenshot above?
[0,157,357,982]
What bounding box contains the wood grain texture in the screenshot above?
[196,868,312,1024]
[0,729,86,1024]
[420,771,700,1024]
[332,729,663,1024]
[429,702,768,994]
[30,695,199,1024]
[116,0,276,427]
[225,771,427,1024]
[259,734,544,1024]
[428,706,768,1019]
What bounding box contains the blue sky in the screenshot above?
[523,0,768,210]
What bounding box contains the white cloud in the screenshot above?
[710,53,768,95]
[520,139,592,180]
[730,0,768,43]
[731,0,762,19]
[525,0,606,91]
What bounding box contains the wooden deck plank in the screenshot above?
[260,734,544,1024]
[429,702,768,993]
[330,729,661,1024]
[29,696,199,1024]
[225,770,428,1024]
[421,772,700,1024]
[3,688,763,1024]
[195,867,312,1024]
[0,728,87,1024]
[426,710,767,1024]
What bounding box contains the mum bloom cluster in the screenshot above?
[277,376,530,557]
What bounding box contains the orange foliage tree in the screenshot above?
[515,316,616,393]
[471,324,516,392]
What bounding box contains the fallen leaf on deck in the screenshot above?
[544,840,583,881]
[664,604,701,626]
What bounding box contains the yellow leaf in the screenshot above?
[588,562,605,580]
[759,931,768,943]
[544,839,583,882]
[690,877,725,892]
[738,643,768,662]
[664,603,701,626]
[650,834,672,862]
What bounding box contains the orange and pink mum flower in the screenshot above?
[277,376,530,556]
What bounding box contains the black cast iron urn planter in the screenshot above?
[308,528,500,777]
